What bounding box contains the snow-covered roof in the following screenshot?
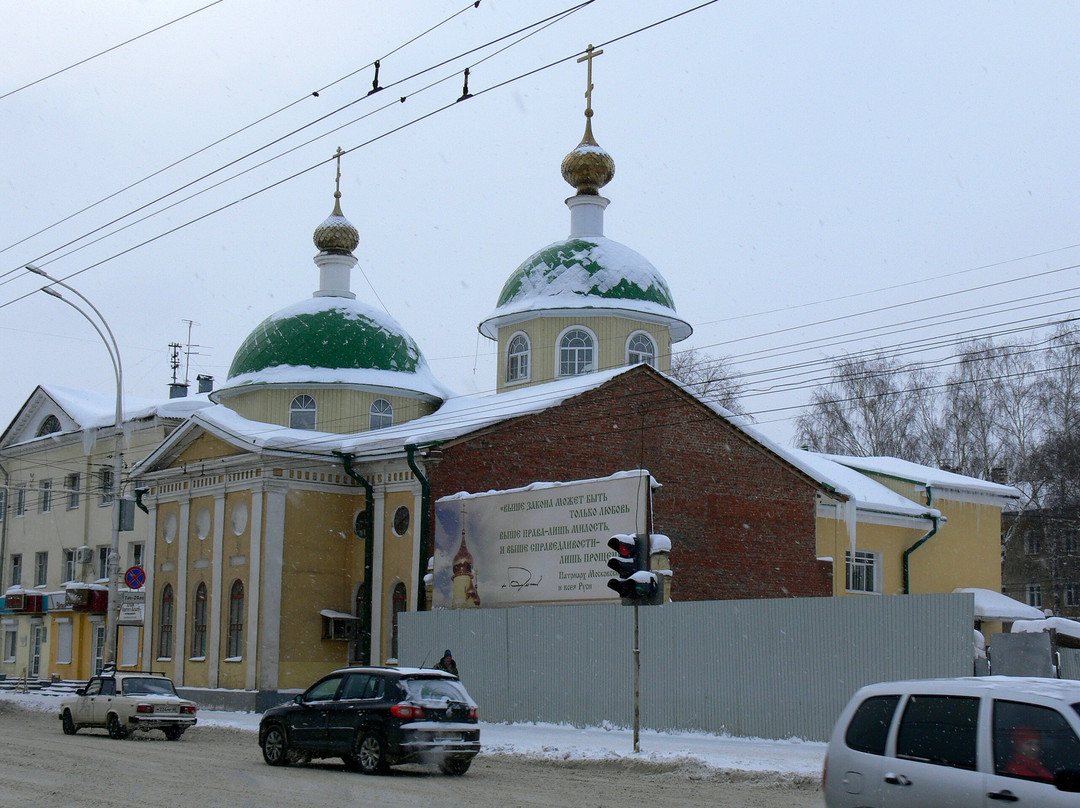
[953,587,1045,621]
[823,454,1021,500]
[43,385,212,429]
[789,449,939,519]
[1011,616,1080,641]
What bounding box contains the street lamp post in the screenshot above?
[28,265,124,669]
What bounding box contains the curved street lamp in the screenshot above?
[27,265,124,669]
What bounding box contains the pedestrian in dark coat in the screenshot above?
[434,649,458,677]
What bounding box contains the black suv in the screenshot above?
[258,667,480,775]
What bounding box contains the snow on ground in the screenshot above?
[2,689,825,777]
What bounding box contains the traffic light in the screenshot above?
[606,533,657,602]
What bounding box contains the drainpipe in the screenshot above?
[332,451,374,665]
[134,486,149,514]
[405,445,431,612]
[903,484,940,595]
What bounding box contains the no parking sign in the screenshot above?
[125,566,145,589]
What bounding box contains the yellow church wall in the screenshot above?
[277,488,366,689]
[220,388,439,434]
[174,433,246,464]
[182,493,217,688]
[216,490,252,691]
[379,489,418,664]
[495,315,671,392]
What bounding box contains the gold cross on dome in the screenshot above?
[334,147,343,198]
[577,44,603,117]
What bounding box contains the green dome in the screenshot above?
[480,236,691,340]
[225,297,446,398]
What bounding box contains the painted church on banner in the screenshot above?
[0,60,1018,700]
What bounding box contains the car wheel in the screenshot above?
[439,757,471,776]
[61,710,78,736]
[354,730,388,775]
[107,713,127,740]
[261,724,290,766]
[163,726,185,741]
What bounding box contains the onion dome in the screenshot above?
[312,194,360,254]
[560,118,615,195]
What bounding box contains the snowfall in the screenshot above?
[0,688,825,778]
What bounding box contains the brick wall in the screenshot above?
[428,367,832,601]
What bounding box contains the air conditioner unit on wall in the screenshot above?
[76,547,94,564]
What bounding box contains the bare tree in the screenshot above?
[668,347,748,416]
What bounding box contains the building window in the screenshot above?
[99,467,114,505]
[506,333,530,383]
[1025,584,1042,609]
[34,552,48,587]
[129,543,145,570]
[56,621,73,665]
[10,554,21,588]
[391,582,407,661]
[846,550,879,593]
[97,546,109,581]
[227,580,244,659]
[36,415,61,436]
[1024,533,1041,555]
[354,510,368,541]
[1066,531,1079,554]
[392,505,410,537]
[370,398,393,430]
[289,394,317,430]
[39,479,52,513]
[4,627,16,662]
[0,489,5,522]
[559,328,595,376]
[65,473,80,510]
[63,550,76,583]
[191,583,207,658]
[1064,582,1078,608]
[158,585,174,659]
[15,486,26,517]
[627,332,656,367]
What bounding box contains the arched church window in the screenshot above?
[191,582,207,658]
[559,328,595,377]
[370,398,393,430]
[289,394,317,430]
[158,584,174,659]
[36,415,61,437]
[627,332,656,367]
[227,580,244,659]
[507,333,530,383]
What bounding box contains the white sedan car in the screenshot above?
[60,670,197,740]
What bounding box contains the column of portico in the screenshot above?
[245,487,263,691]
[258,482,287,691]
[369,485,385,664]
[207,492,226,686]
[173,498,191,685]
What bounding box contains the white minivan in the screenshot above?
[823,677,1080,807]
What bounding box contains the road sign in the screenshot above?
[124,566,145,589]
[118,590,145,624]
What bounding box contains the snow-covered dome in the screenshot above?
[224,296,446,398]
[217,176,447,401]
[480,117,691,341]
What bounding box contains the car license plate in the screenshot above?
[434,732,460,741]
[156,706,177,714]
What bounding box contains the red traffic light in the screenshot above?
[607,534,636,558]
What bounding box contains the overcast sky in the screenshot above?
[4,0,1080,448]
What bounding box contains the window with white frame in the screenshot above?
[10,554,21,588]
[3,626,16,662]
[36,415,61,436]
[1065,582,1079,608]
[627,332,656,367]
[34,552,47,587]
[129,542,145,570]
[39,479,52,513]
[99,467,114,505]
[846,550,879,593]
[1026,583,1042,608]
[289,394,317,430]
[506,333,530,383]
[63,549,76,583]
[370,399,393,430]
[559,328,595,376]
[56,621,72,665]
[15,485,26,516]
[1024,532,1041,555]
[65,473,80,510]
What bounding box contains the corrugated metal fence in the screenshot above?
[400,592,972,742]
[1061,648,1080,679]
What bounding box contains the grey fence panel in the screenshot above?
[1060,648,1080,680]
[400,592,973,741]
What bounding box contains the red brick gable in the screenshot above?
[428,366,832,601]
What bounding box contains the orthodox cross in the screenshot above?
[333,147,343,199]
[577,44,603,118]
